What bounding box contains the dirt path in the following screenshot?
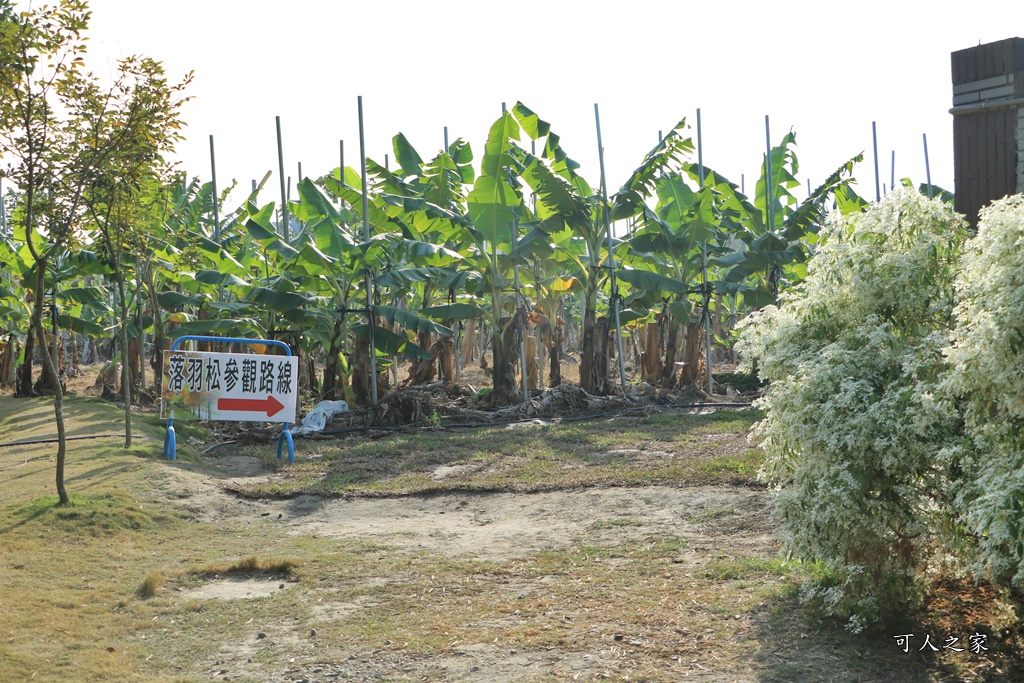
[157,452,774,566]
[152,452,779,682]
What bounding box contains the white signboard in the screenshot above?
[160,350,298,423]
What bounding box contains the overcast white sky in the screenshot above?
[75,0,1019,208]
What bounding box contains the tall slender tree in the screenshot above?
[0,0,191,502]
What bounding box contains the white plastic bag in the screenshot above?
[292,400,349,436]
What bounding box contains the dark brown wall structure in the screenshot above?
[950,37,1024,227]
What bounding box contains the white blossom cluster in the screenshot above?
[943,195,1024,586]
[737,188,967,630]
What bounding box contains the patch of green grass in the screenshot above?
[705,556,794,581]
[696,449,763,478]
[689,507,738,523]
[713,369,766,393]
[11,491,179,535]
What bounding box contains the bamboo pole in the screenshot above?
[891,150,896,193]
[765,116,773,232]
[445,125,461,384]
[210,135,223,303]
[339,140,344,181]
[358,96,378,407]
[697,109,713,395]
[276,116,289,241]
[923,133,933,199]
[872,121,880,202]
[0,178,7,235]
[595,103,629,396]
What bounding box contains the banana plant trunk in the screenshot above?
[661,313,680,387]
[491,315,518,404]
[678,321,701,387]
[548,315,562,388]
[322,318,345,400]
[578,281,602,394]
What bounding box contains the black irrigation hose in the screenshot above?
[310,401,754,437]
[0,433,154,449]
[195,402,757,451]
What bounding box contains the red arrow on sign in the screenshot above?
[217,395,285,418]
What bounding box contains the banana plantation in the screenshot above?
[0,102,868,414]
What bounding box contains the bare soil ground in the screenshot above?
[154,452,783,682]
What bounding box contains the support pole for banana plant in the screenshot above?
[765,117,773,233]
[697,109,713,396]
[891,150,896,194]
[358,96,378,407]
[276,116,290,241]
[210,134,223,302]
[765,118,781,302]
[443,126,462,384]
[0,178,6,235]
[594,103,629,396]
[923,133,933,199]
[872,121,880,202]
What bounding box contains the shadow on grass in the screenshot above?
[751,589,1024,682]
[752,592,935,682]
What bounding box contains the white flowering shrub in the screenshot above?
[738,189,967,629]
[943,195,1024,587]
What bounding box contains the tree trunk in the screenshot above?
[31,268,68,505]
[642,322,663,383]
[661,315,680,386]
[579,305,599,394]
[0,335,17,387]
[461,318,476,365]
[678,321,701,387]
[524,335,540,392]
[115,272,133,448]
[432,336,455,384]
[491,315,519,404]
[548,314,562,388]
[322,319,345,400]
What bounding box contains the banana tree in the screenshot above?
[699,133,867,305]
[461,110,529,403]
[513,103,693,394]
[616,171,719,387]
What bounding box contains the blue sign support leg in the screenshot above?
[277,427,294,464]
[164,417,177,460]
